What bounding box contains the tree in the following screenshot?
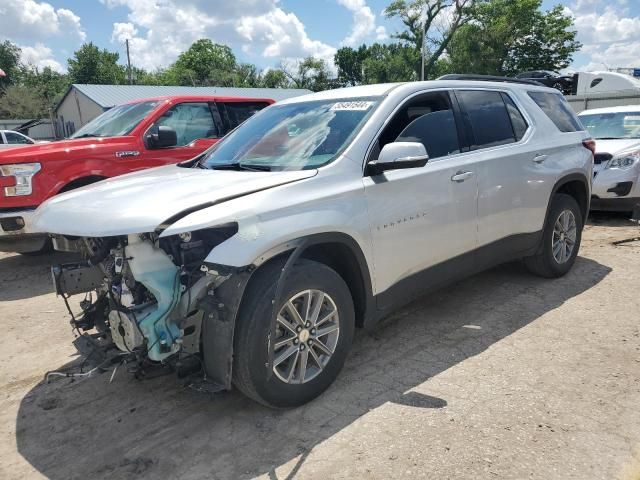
[334,45,368,86]
[334,43,418,85]
[281,57,332,92]
[0,85,47,118]
[385,0,475,79]
[260,68,291,88]
[446,0,581,76]
[18,65,69,114]
[68,43,126,84]
[0,41,22,91]
[171,39,237,86]
[362,43,419,83]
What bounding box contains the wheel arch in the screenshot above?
[550,173,590,225]
[201,231,375,390]
[57,175,108,194]
[248,232,375,328]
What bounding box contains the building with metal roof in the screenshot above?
[54,84,311,138]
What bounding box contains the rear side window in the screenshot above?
[527,91,583,132]
[5,131,31,144]
[501,93,528,141]
[456,90,516,149]
[221,102,270,130]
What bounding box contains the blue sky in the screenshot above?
[1,0,639,74]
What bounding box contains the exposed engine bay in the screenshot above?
[50,226,238,383]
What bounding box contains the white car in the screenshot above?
[33,77,593,407]
[0,130,36,149]
[578,106,640,213]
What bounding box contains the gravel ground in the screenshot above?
[0,213,639,480]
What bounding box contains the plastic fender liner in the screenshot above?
[200,268,254,389]
[200,239,309,389]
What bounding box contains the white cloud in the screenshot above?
[337,0,382,46]
[0,0,85,41]
[19,43,64,72]
[102,0,336,70]
[567,1,640,70]
[237,9,335,61]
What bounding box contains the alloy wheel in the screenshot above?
[552,209,577,264]
[272,289,340,384]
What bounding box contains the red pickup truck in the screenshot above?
[0,95,274,253]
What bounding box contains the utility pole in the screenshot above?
[126,39,132,84]
[420,9,427,81]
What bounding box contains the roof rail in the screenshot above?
[437,74,544,87]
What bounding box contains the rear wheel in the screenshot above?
[232,259,355,408]
[524,193,582,278]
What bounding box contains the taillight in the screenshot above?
[582,138,596,155]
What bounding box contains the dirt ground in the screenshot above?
[0,214,639,480]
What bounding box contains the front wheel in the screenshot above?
[524,193,583,278]
[232,259,355,408]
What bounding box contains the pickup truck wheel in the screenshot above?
[524,193,582,278]
[232,259,355,408]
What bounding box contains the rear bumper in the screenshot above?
[0,208,48,253]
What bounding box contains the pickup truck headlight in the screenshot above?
[606,151,640,170]
[0,163,41,196]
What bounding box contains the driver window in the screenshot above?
[155,103,217,146]
[372,91,460,161]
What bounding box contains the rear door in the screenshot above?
[453,89,545,253]
[142,101,222,165]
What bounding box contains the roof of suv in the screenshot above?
[279,79,555,105]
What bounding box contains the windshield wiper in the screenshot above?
[594,137,624,140]
[209,162,273,172]
[72,133,104,139]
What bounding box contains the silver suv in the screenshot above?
[33,78,593,407]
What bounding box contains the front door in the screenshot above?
[142,102,221,165]
[363,90,479,309]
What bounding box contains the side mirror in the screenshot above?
[367,142,429,176]
[146,125,177,149]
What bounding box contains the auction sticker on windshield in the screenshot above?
[330,101,374,111]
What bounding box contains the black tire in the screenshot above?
[232,258,355,408]
[524,193,583,278]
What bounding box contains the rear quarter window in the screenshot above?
[528,91,583,132]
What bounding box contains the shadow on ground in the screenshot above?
[588,211,638,228]
[15,257,610,479]
[0,252,80,301]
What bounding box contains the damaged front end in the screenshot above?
[51,224,246,387]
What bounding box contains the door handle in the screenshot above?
[533,154,548,163]
[451,171,474,183]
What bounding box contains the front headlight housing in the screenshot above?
[606,151,640,170]
[0,163,41,196]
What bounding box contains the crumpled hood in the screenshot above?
[32,164,317,236]
[594,139,640,156]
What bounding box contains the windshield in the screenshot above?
[70,101,159,139]
[200,97,380,171]
[579,111,640,139]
